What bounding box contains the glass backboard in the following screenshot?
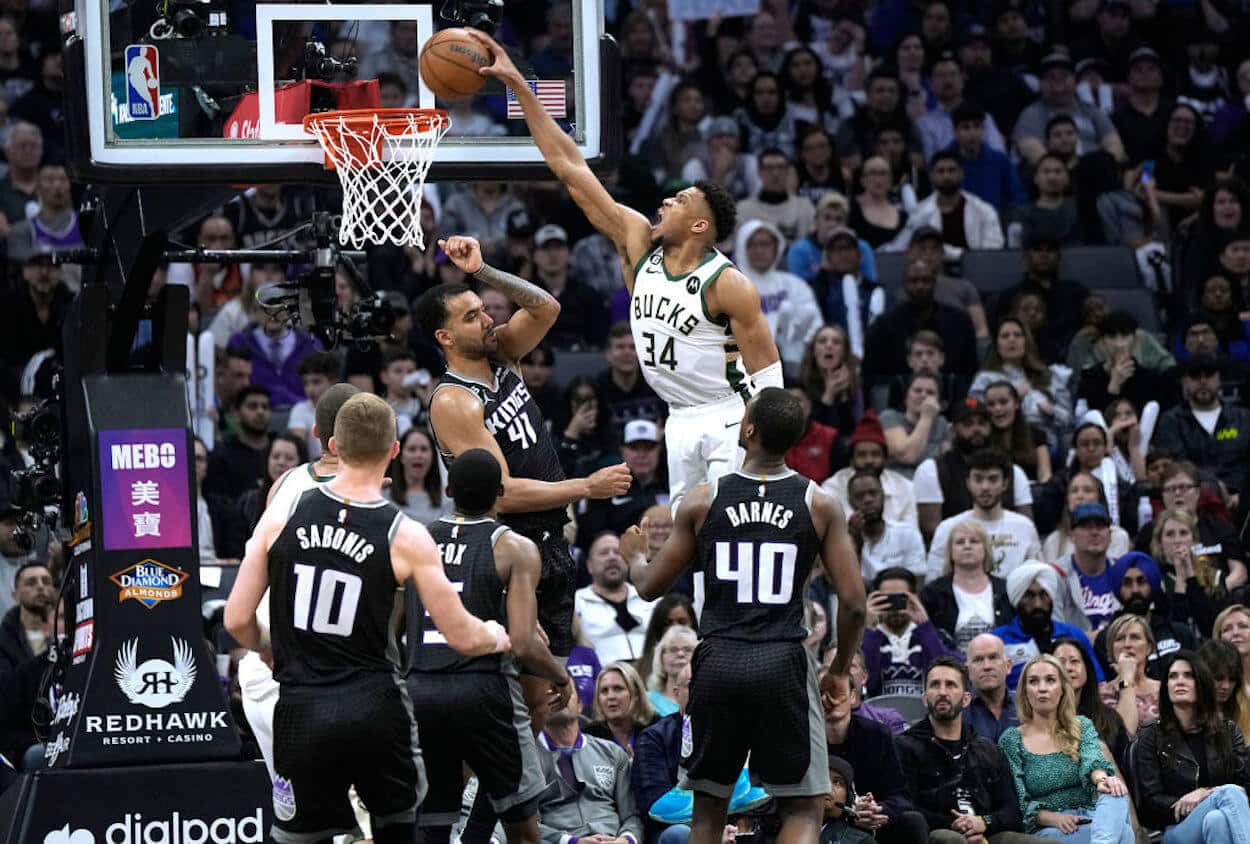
[64,0,619,183]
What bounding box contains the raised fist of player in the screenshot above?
[587,463,633,499]
[438,236,484,274]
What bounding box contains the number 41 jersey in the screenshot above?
[697,470,821,642]
[432,364,567,534]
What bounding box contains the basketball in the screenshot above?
[419,28,489,100]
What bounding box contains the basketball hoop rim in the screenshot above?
[302,107,451,136]
[303,107,451,170]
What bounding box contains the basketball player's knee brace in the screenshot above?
[749,360,783,393]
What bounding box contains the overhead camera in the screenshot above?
[343,291,398,346]
[440,0,504,34]
[11,401,60,455]
[150,0,229,39]
[12,465,61,509]
[260,281,400,350]
[303,41,358,82]
[8,397,62,550]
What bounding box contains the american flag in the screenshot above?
[506,80,567,119]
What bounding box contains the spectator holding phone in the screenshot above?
[861,567,960,697]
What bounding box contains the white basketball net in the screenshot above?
[306,110,451,249]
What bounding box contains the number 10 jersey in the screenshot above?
[697,469,822,643]
[630,245,750,409]
[268,486,406,687]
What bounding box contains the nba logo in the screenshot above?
[125,44,160,120]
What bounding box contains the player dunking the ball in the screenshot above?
[469,31,782,505]
[620,388,867,844]
[226,393,511,844]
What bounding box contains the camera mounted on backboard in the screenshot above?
[440,0,503,34]
[149,0,230,39]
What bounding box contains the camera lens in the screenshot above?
[173,8,202,37]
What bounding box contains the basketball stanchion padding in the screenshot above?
[303,108,451,248]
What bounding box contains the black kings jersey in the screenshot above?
[268,486,405,686]
[407,516,516,676]
[432,363,567,534]
[697,470,821,643]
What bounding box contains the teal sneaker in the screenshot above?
[649,786,694,824]
[728,769,770,815]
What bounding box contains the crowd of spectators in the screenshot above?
[4,0,1250,840]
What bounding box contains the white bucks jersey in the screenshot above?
[630,245,750,409]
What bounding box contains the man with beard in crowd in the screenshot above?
[0,562,52,672]
[1092,551,1198,679]
[991,562,1102,687]
[204,385,272,501]
[574,532,654,663]
[1154,355,1250,515]
[888,152,1004,254]
[895,658,1039,844]
[913,400,1034,541]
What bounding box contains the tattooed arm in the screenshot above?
[440,235,561,362]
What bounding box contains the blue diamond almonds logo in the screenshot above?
[109,559,188,608]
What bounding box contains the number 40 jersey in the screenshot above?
[698,469,823,642]
[630,245,751,408]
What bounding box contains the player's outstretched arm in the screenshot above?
[620,484,710,601]
[499,531,572,692]
[430,388,632,512]
[811,489,867,678]
[706,268,782,390]
[393,518,510,657]
[467,30,653,274]
[225,505,283,652]
[440,235,559,361]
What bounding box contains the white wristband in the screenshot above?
[749,360,784,393]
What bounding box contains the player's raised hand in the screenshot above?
[437,236,484,274]
[619,521,648,562]
[463,30,524,86]
[586,463,633,499]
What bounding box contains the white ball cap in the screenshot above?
[623,419,659,444]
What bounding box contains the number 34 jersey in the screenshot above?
[630,245,750,409]
[698,470,822,643]
[267,485,406,687]
[432,364,567,534]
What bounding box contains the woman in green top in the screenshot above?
[999,654,1135,843]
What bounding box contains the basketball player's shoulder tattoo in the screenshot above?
[473,263,554,310]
